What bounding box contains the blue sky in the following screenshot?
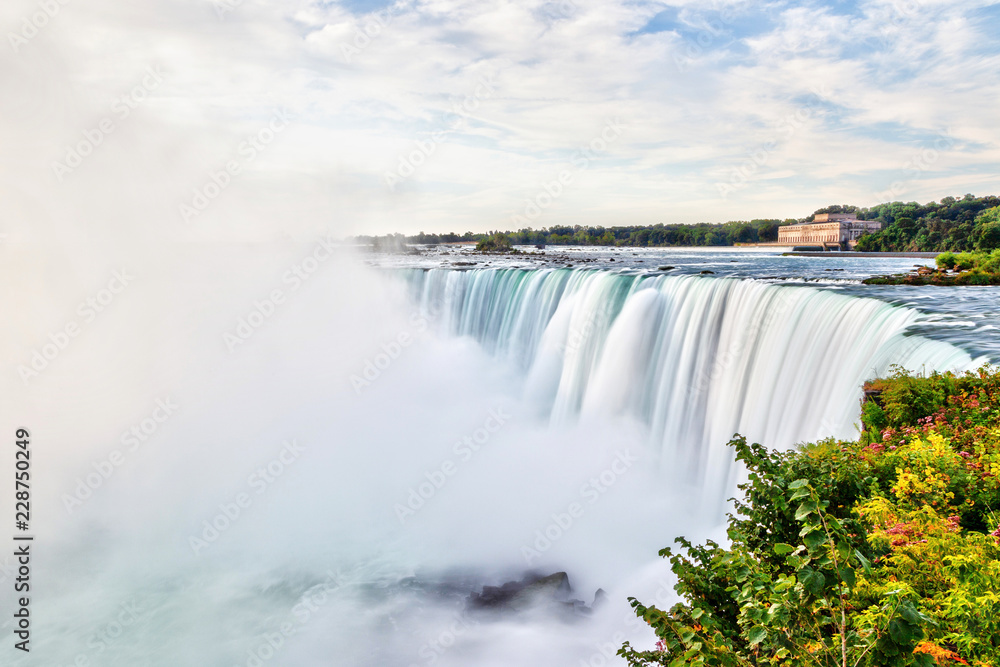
[2,0,999,238]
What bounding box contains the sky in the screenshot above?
[2,0,1000,239]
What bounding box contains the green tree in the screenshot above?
[972,207,1000,250]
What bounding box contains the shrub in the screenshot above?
[954,271,993,286]
[621,366,1000,667]
[935,251,957,270]
[475,232,515,253]
[954,252,977,271]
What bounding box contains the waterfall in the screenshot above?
[403,268,980,498]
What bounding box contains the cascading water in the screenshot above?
[8,253,988,667]
[404,267,981,504]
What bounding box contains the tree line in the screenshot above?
[353,220,791,248]
[851,194,1000,252]
[351,194,1000,252]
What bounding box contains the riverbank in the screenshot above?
[864,271,1000,285]
[783,251,940,258]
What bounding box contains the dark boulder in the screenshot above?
[466,572,599,618]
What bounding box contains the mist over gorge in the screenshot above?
[4,0,1000,663]
[6,242,992,666]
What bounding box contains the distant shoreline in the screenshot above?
[429,242,940,258]
[436,243,941,259]
[782,251,940,258]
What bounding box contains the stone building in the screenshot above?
[777,213,882,249]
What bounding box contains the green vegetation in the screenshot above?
[352,195,1000,252]
[475,232,518,253]
[497,219,788,247]
[862,250,1000,285]
[854,197,1000,252]
[936,250,1000,273]
[353,219,789,248]
[620,365,1000,667]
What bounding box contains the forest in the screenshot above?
[852,195,1000,252]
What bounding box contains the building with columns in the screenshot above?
[777,213,882,249]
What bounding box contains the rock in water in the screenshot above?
[466,572,598,618]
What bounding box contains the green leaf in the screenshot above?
[789,488,810,501]
[773,543,796,556]
[803,530,827,551]
[838,566,856,589]
[773,576,795,592]
[800,568,826,595]
[795,501,817,520]
[690,607,704,619]
[854,550,873,577]
[788,478,810,489]
[746,626,767,646]
[877,635,900,656]
[888,619,910,644]
[899,602,922,625]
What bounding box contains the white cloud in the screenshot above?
[1,0,998,239]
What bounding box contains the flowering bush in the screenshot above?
[621,366,1000,667]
